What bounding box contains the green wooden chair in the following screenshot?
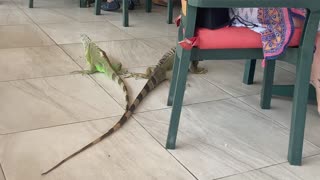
[242,59,318,102]
[95,0,153,27]
[165,0,320,166]
[167,0,174,24]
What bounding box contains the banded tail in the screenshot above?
[42,74,163,175]
[101,50,130,111]
[42,49,175,175]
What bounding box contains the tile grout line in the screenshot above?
[5,1,136,114]
[0,92,235,139]
[132,116,200,180]
[0,163,7,180]
[199,75,241,98]
[0,94,229,136]
[213,152,320,180]
[0,115,122,136]
[236,97,320,150]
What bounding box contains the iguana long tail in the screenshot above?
[42,48,175,175]
[100,50,130,111]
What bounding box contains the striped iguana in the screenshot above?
[73,34,130,110]
[42,48,207,175]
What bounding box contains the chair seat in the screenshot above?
[195,27,302,49]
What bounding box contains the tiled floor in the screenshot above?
[0,0,320,180]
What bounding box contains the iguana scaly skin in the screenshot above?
[42,48,206,175]
[73,34,130,111]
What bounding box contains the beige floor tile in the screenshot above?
[0,46,80,81]
[105,8,168,23]
[61,39,163,69]
[219,168,301,180]
[93,67,231,111]
[13,0,78,8]
[276,61,296,74]
[23,8,75,24]
[0,74,124,134]
[0,24,55,49]
[134,98,320,180]
[239,95,320,147]
[0,9,32,25]
[201,60,296,97]
[40,22,133,44]
[53,7,112,22]
[109,15,178,38]
[0,117,195,180]
[0,0,17,10]
[141,36,177,55]
[221,155,320,180]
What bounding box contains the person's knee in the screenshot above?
[293,17,304,27]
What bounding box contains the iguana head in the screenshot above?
[80,34,91,50]
[80,34,93,64]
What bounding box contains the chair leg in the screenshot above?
[123,0,129,27]
[167,51,179,106]
[260,60,276,109]
[288,59,313,166]
[167,0,173,24]
[145,0,152,12]
[94,0,101,15]
[166,50,191,149]
[29,0,33,8]
[243,59,256,85]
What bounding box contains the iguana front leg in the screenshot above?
[111,62,129,76]
[71,64,98,75]
[189,61,208,74]
[124,67,154,79]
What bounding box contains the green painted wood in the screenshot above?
[187,48,299,61]
[166,0,320,166]
[94,0,101,15]
[29,0,33,8]
[168,25,184,106]
[272,85,317,101]
[167,52,179,106]
[260,60,276,109]
[80,0,87,8]
[146,0,152,12]
[167,0,173,24]
[243,59,256,85]
[123,0,129,27]
[288,11,320,166]
[166,50,191,149]
[166,5,198,149]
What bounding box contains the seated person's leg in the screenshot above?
[311,33,320,114]
[101,0,135,11]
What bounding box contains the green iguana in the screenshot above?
[42,48,207,175]
[73,34,130,111]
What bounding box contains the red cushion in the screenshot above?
[195,27,302,49]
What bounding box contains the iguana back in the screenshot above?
[41,48,207,175]
[79,34,130,110]
[41,48,176,175]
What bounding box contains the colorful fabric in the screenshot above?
[258,8,298,60]
[232,8,309,60]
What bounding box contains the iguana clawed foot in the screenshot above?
[123,67,154,80]
[123,72,150,79]
[71,69,98,75]
[189,61,208,74]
